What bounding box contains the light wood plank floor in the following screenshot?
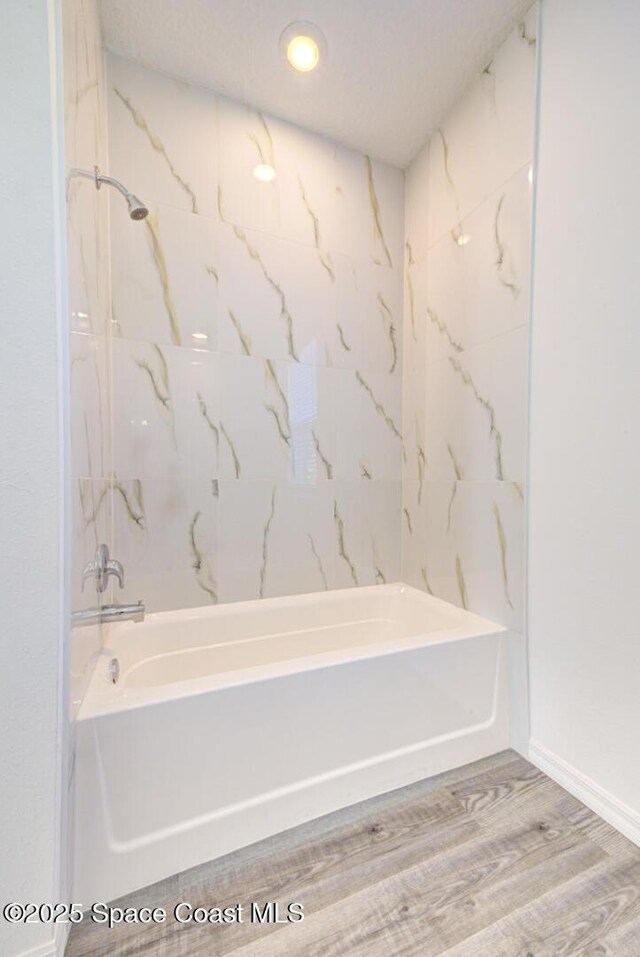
[67,751,640,957]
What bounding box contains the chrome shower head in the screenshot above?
[69,167,149,222]
[126,193,149,220]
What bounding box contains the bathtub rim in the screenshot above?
[79,583,506,721]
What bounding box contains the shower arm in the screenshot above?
[69,165,125,196]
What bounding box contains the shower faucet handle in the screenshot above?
[105,555,125,590]
[81,543,125,593]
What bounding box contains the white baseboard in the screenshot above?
[529,739,640,847]
[16,940,57,957]
[16,922,68,957]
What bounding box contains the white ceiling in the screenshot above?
[100,0,533,169]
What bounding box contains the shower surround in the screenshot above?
[68,6,536,630]
[105,54,405,611]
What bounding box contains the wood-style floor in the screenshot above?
[67,751,640,957]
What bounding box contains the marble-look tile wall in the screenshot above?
[63,0,111,716]
[402,5,537,634]
[106,54,404,611]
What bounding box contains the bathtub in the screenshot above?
[73,583,509,903]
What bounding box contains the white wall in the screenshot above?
[0,2,68,956]
[528,0,640,840]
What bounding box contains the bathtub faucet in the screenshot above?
[74,543,144,627]
[71,601,145,628]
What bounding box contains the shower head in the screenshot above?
[69,167,148,221]
[125,193,149,221]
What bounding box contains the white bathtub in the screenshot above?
[73,583,509,903]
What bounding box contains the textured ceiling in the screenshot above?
[100,0,534,168]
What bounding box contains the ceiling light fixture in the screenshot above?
[280,22,326,74]
[253,163,277,183]
[287,34,319,72]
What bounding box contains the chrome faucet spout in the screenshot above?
[71,601,145,628]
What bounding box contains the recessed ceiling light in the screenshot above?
[287,35,319,72]
[253,163,277,183]
[455,233,471,247]
[280,22,325,74]
[191,332,209,340]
